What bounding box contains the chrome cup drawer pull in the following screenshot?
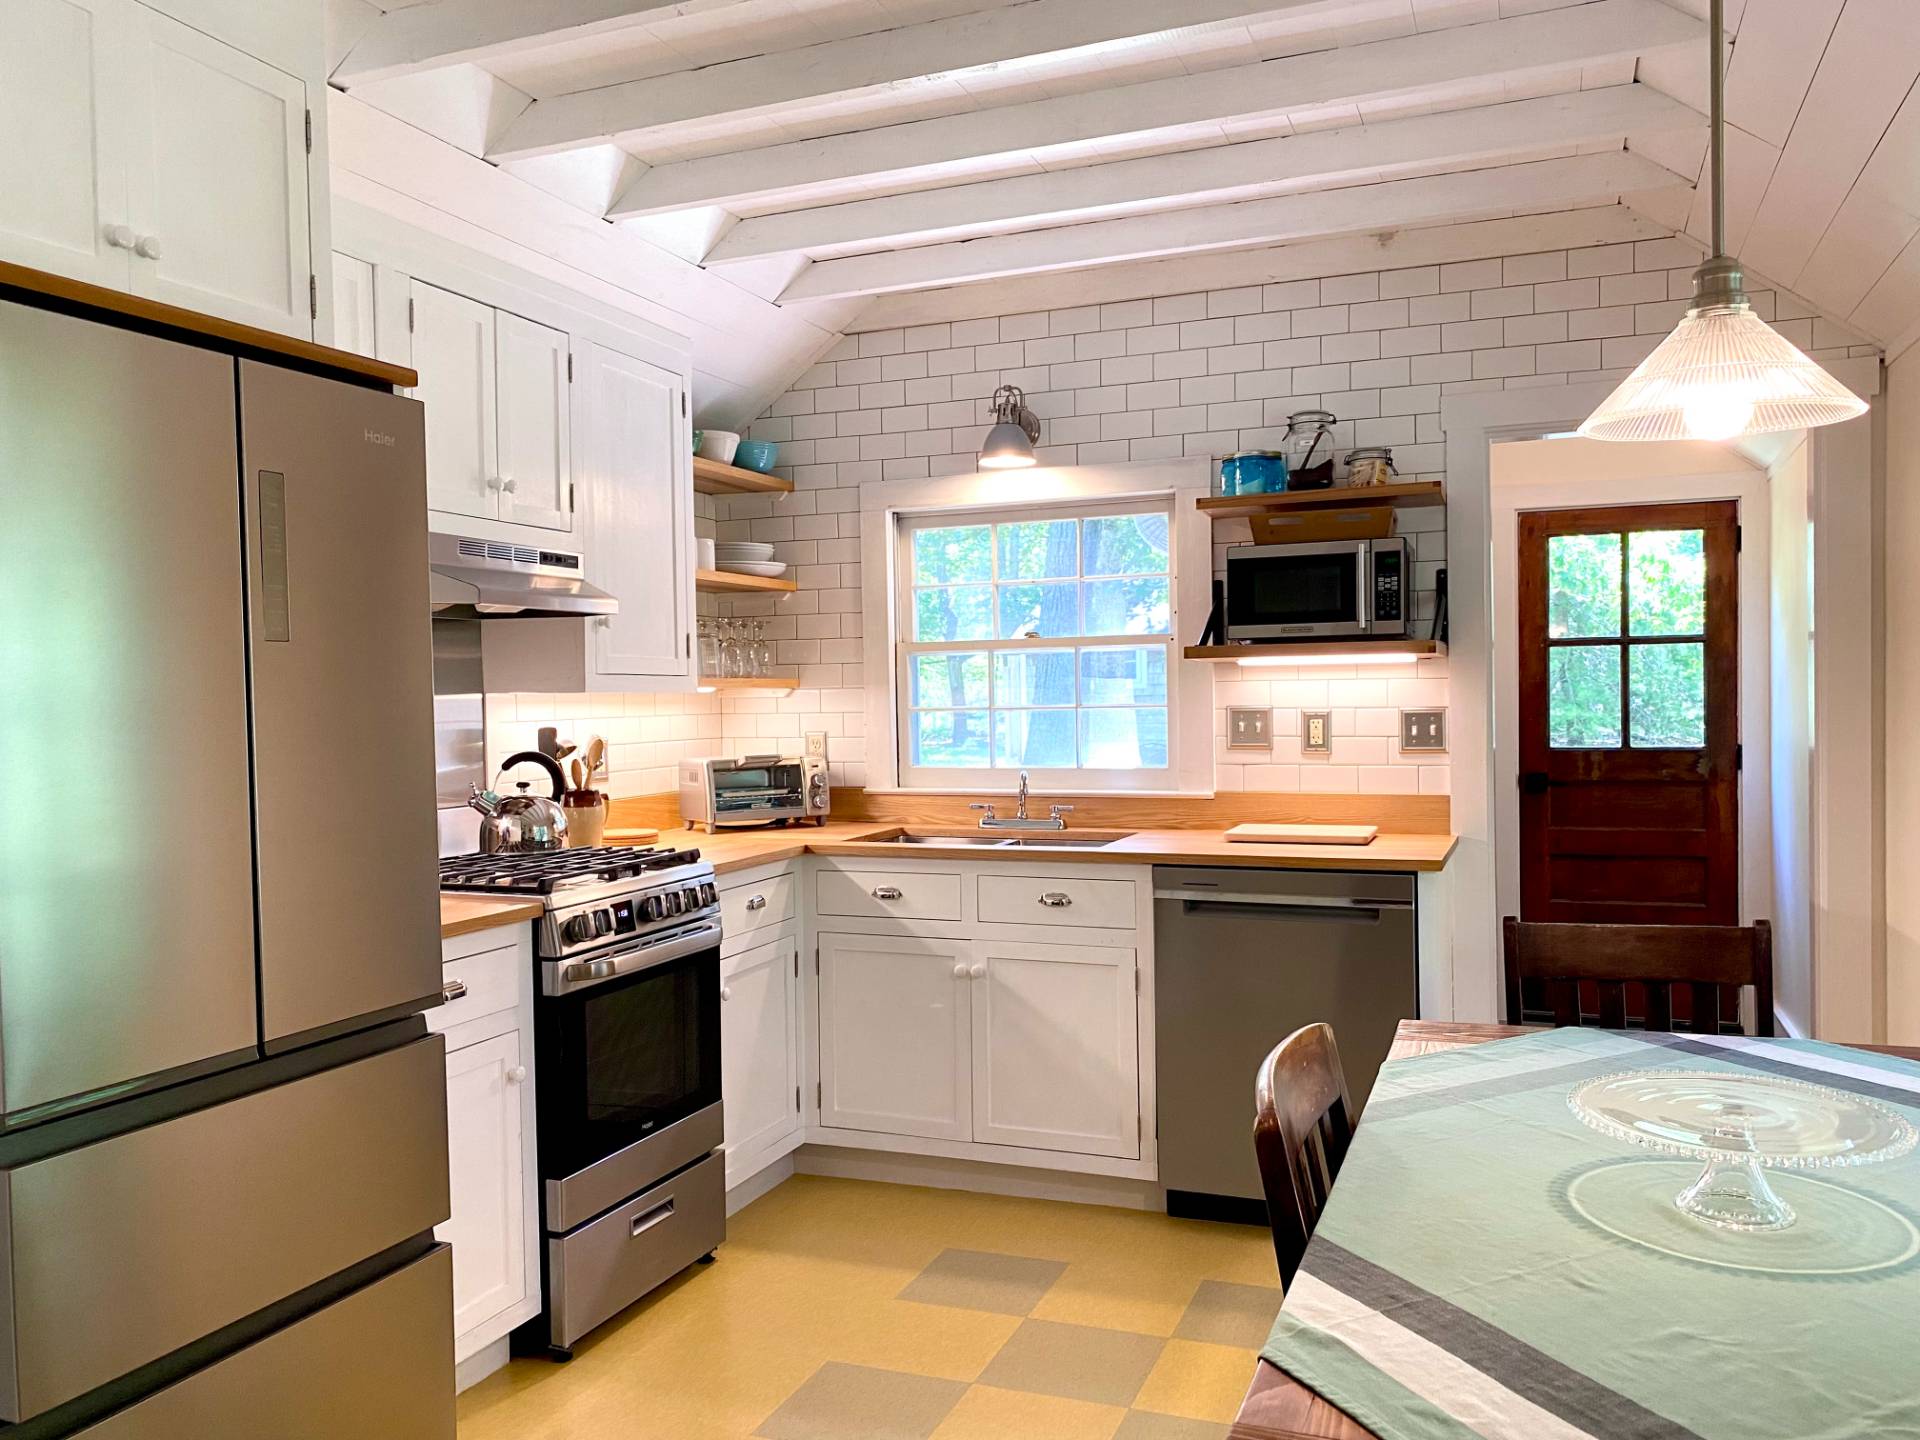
[441,978,469,1002]
[872,886,903,900]
[745,894,768,911]
[1038,892,1073,907]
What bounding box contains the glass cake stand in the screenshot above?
[1569,1070,1918,1231]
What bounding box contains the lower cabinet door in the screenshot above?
[438,1029,530,1344]
[720,932,801,1184]
[970,940,1140,1159]
[816,933,971,1142]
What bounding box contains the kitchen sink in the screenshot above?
[884,834,1013,846]
[996,836,1116,848]
[868,832,1123,849]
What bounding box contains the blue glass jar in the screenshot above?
[1220,450,1288,496]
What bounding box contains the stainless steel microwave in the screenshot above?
[1225,537,1409,640]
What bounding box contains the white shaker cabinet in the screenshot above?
[0,0,316,337]
[441,1028,530,1341]
[816,933,972,1142]
[720,931,803,1187]
[410,280,499,524]
[330,252,377,359]
[496,311,573,532]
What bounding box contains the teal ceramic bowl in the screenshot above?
[734,439,780,473]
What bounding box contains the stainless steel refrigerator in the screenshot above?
[0,298,454,1436]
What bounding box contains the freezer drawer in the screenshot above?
[0,1035,449,1422]
[74,1247,455,1439]
[0,300,258,1122]
[239,360,443,1049]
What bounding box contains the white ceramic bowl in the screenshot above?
[720,560,788,578]
[696,429,741,464]
[714,541,776,561]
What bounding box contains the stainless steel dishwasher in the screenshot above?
[1155,866,1418,1222]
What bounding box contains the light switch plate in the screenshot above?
[805,730,829,760]
[1302,710,1332,755]
[1227,707,1271,749]
[1401,708,1447,752]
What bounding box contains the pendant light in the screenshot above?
[1578,0,1865,442]
[979,384,1042,469]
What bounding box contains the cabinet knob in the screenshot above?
[502,477,518,494]
[134,234,162,260]
[968,963,987,980]
[720,984,732,1002]
[953,963,968,979]
[1038,892,1073,907]
[104,224,135,250]
[486,476,504,492]
[505,1065,527,1084]
[872,886,903,901]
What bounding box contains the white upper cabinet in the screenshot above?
[126,5,309,335]
[496,312,572,532]
[330,252,376,359]
[578,340,692,677]
[411,279,499,524]
[0,0,128,288]
[0,0,316,337]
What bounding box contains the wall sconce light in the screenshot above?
[979,384,1041,469]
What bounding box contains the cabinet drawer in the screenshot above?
[720,870,797,953]
[816,868,962,922]
[433,942,523,1033]
[978,873,1138,930]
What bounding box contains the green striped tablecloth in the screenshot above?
[1262,1028,1920,1440]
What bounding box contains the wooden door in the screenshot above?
[125,3,311,335]
[495,311,573,533]
[0,0,132,289]
[437,1029,528,1343]
[578,341,693,679]
[1518,501,1738,923]
[720,933,802,1185]
[410,280,499,523]
[970,940,1139,1159]
[816,932,971,1141]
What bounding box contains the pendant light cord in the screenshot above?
[1710,0,1725,259]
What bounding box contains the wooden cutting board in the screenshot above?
[1224,823,1378,845]
[604,826,661,846]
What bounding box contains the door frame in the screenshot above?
[1492,455,1771,935]
[1441,365,1881,1038]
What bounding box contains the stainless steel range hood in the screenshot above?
[429,532,617,617]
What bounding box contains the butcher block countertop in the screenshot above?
[439,894,545,939]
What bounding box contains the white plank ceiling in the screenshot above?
[330,0,1920,421]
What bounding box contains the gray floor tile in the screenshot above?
[756,1362,967,1440]
[1171,1279,1284,1350]
[897,1248,1069,1317]
[975,1318,1166,1408]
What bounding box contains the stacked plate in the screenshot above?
[714,540,786,578]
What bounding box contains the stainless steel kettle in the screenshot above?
[469,751,570,853]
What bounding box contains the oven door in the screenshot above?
[536,926,721,1206]
[1226,541,1371,640]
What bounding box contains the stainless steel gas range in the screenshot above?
[440,847,725,1358]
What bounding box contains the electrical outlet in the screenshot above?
[1401,708,1447,752]
[1227,707,1271,749]
[805,730,829,760]
[1302,710,1332,755]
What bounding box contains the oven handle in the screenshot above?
[1358,540,1373,633]
[543,917,721,998]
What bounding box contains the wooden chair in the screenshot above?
[1254,1023,1355,1288]
[1501,917,1774,1037]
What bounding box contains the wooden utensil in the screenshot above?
[570,757,586,792]
[585,735,606,781]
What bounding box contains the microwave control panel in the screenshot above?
[1373,547,1404,623]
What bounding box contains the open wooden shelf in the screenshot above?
[696,567,798,595]
[1185,639,1444,662]
[697,673,800,695]
[693,455,793,497]
[1196,481,1444,519]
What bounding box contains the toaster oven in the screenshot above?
[679,754,830,831]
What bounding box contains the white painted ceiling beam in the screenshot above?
[777,151,1690,301]
[607,0,1702,218]
[333,0,751,87]
[706,85,1703,264]
[489,0,1362,162]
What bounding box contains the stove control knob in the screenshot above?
[562,915,595,945]
[700,882,718,907]
[641,895,662,921]
[592,909,613,937]
[668,890,685,916]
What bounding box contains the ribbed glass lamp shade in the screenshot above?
[1578,300,1867,442]
[978,420,1038,468]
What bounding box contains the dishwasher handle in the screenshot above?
[1155,886,1413,914]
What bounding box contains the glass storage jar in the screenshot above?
[1281,410,1338,489]
[1344,446,1397,487]
[1220,450,1287,496]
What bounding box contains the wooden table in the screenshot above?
[1227,1020,1920,1440]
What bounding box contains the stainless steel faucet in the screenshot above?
[972,770,1074,831]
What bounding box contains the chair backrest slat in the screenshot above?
[1254,1023,1355,1288]
[1502,918,1773,1037]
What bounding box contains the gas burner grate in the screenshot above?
[438,846,702,895]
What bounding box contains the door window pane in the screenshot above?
[1080,708,1169,768]
[910,652,987,709]
[997,582,1080,638]
[1628,529,1706,636]
[913,585,992,642]
[997,519,1078,580]
[1083,513,1170,576]
[1547,533,1621,638]
[993,709,1077,768]
[993,650,1076,708]
[1079,647,1167,706]
[1085,576,1171,636]
[912,711,990,767]
[1630,643,1706,748]
[912,525,990,585]
[1549,645,1622,748]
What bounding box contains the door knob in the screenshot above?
[952,963,968,978]
[505,1065,527,1084]
[103,224,135,250]
[720,984,732,1001]
[968,963,987,980]
[1520,771,1551,795]
[134,234,162,260]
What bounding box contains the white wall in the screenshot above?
[1769,439,1814,1035]
[1887,352,1920,1045]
